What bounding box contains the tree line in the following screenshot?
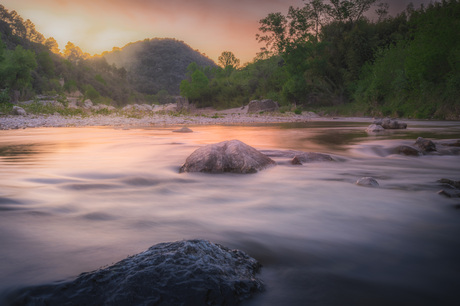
[180,0,460,119]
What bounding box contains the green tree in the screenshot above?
[218,51,240,69]
[1,45,37,92]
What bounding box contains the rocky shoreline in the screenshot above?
[0,111,321,130]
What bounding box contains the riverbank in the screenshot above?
[0,108,350,130]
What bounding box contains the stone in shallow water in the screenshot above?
[366,124,385,133]
[180,139,276,173]
[415,137,436,152]
[173,127,193,133]
[7,240,264,306]
[356,177,380,187]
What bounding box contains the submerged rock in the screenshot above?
[356,177,379,187]
[290,152,334,165]
[7,240,264,306]
[247,99,279,113]
[440,140,460,147]
[415,137,436,153]
[438,178,460,189]
[393,145,421,156]
[180,140,276,173]
[173,127,193,133]
[12,106,27,116]
[260,150,335,165]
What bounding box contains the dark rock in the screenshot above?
[438,178,460,189]
[290,152,334,165]
[7,240,264,306]
[438,189,460,198]
[415,137,437,152]
[179,140,276,173]
[373,118,407,129]
[173,127,193,133]
[247,99,279,113]
[366,124,385,133]
[260,149,334,160]
[356,177,379,187]
[440,140,460,147]
[393,145,421,156]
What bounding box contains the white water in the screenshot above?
[1,121,459,305]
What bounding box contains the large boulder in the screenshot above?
[7,240,263,306]
[247,99,279,113]
[180,140,276,173]
[12,106,27,116]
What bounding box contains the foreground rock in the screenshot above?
[180,140,276,173]
[247,99,279,113]
[356,177,380,187]
[393,145,421,156]
[7,240,264,306]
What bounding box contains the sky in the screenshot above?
[3,0,434,64]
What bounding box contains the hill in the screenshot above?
[103,38,217,95]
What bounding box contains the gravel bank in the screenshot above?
[0,112,320,130]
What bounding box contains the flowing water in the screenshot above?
[1,120,460,305]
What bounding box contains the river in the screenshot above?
[1,120,459,305]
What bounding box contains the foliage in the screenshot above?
[218,51,240,69]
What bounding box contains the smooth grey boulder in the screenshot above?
[366,124,385,133]
[393,145,421,156]
[247,99,279,113]
[180,140,276,173]
[374,118,407,129]
[415,137,436,152]
[173,127,193,133]
[356,177,380,187]
[7,240,264,306]
[12,106,27,116]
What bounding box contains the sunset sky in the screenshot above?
[3,0,433,64]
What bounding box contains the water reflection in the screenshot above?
[0,122,460,305]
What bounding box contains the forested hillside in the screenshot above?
[103,39,216,96]
[180,0,460,119]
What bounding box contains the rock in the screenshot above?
[247,99,279,113]
[83,99,93,109]
[180,140,276,173]
[290,152,334,165]
[373,118,407,129]
[438,178,460,189]
[173,127,193,133]
[366,124,385,133]
[8,240,264,306]
[12,106,26,116]
[438,189,460,198]
[107,106,116,111]
[415,137,436,152]
[393,145,421,156]
[356,177,379,187]
[440,140,460,147]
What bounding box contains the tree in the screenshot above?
[44,37,60,54]
[325,0,379,23]
[64,41,83,62]
[218,51,240,69]
[0,45,37,97]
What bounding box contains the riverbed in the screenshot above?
[1,120,459,305]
